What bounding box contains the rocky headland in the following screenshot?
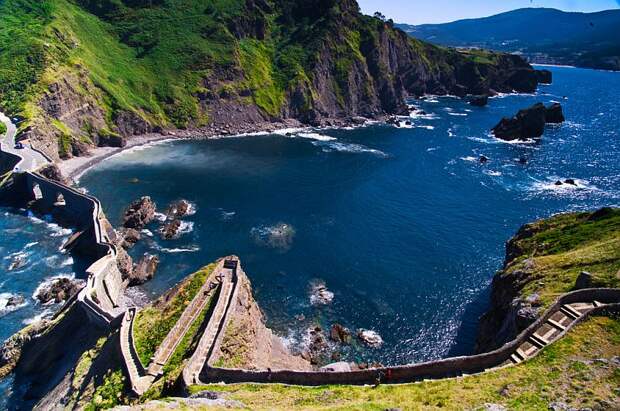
[476,207,620,352]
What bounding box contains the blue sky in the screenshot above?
[357,0,620,24]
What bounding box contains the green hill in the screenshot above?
[0,0,540,161]
[397,8,620,71]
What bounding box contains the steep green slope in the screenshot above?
[0,0,541,161]
[477,207,620,352]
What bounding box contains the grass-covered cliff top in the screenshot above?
[185,315,620,410]
[503,207,620,306]
[133,263,216,366]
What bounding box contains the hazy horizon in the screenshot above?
[357,0,620,25]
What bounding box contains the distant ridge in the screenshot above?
[396,8,620,71]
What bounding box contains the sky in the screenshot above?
[357,0,620,25]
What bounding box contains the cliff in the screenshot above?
[476,207,620,352]
[211,267,311,371]
[0,0,541,162]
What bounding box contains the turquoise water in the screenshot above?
[76,66,620,366]
[1,66,619,407]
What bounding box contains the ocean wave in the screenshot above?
[177,221,194,236]
[528,178,599,197]
[448,112,468,117]
[24,242,39,249]
[447,128,455,137]
[295,132,337,142]
[251,223,296,251]
[154,212,167,222]
[416,125,435,130]
[60,257,74,267]
[0,293,28,316]
[158,245,200,253]
[219,209,236,221]
[460,156,478,162]
[483,170,503,177]
[32,274,77,303]
[312,141,388,158]
[141,229,154,237]
[22,308,54,325]
[48,223,72,237]
[426,147,439,152]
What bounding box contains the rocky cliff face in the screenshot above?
[212,267,312,371]
[2,0,541,162]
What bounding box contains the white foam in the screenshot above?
[24,242,39,249]
[0,293,28,315]
[416,125,435,130]
[296,132,337,142]
[448,112,468,117]
[313,141,388,158]
[154,212,167,222]
[177,221,194,236]
[159,246,200,253]
[60,257,74,267]
[32,274,76,303]
[220,210,236,221]
[460,156,478,162]
[483,170,503,177]
[141,229,154,237]
[22,308,54,325]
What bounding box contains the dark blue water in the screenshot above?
[76,66,620,365]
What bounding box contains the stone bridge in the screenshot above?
[1,114,124,327]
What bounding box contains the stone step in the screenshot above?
[547,318,566,331]
[560,305,580,320]
[528,335,546,349]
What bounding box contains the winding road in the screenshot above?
[0,112,48,171]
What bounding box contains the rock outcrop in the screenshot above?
[212,265,312,371]
[129,254,159,286]
[122,197,156,229]
[35,277,82,304]
[492,102,565,141]
[469,95,489,107]
[165,199,193,219]
[160,219,182,240]
[535,69,553,84]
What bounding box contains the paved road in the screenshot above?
[0,112,49,171]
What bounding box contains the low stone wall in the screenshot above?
[197,288,620,386]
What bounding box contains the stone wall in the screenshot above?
[198,288,620,386]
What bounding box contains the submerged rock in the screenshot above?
[8,255,26,271]
[160,219,182,240]
[35,277,82,304]
[309,281,334,305]
[330,324,352,345]
[129,254,160,286]
[357,329,384,348]
[469,95,489,107]
[1,294,25,313]
[165,199,194,219]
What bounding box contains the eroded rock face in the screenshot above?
[492,103,547,141]
[35,277,82,304]
[329,324,352,345]
[129,254,159,286]
[165,199,193,219]
[469,95,489,107]
[492,102,565,141]
[545,102,565,123]
[535,69,553,84]
[38,164,67,184]
[122,196,156,229]
[118,227,141,249]
[356,329,384,348]
[160,219,181,240]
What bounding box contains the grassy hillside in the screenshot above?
[0,0,539,161]
[503,207,620,307]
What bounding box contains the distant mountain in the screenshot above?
[397,8,620,71]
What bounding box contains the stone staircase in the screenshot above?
[507,301,600,365]
[183,265,238,385]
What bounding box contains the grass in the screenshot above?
[0,122,6,136]
[133,263,216,366]
[212,321,251,369]
[504,208,620,306]
[188,315,620,410]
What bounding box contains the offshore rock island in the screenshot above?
[0,0,619,410]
